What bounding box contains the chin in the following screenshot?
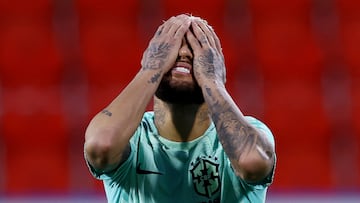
[155,78,204,105]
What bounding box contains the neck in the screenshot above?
[154,97,211,142]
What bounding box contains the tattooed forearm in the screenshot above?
[204,85,273,161]
[148,71,162,84]
[101,109,113,117]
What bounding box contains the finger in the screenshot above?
[163,14,189,34]
[186,30,201,51]
[161,16,177,33]
[195,18,224,59]
[174,16,191,38]
[167,15,190,37]
[190,21,209,48]
[155,24,164,36]
[206,25,224,58]
[195,19,217,49]
[206,26,224,60]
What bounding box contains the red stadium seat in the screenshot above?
[0,0,71,193]
[353,78,360,131]
[351,78,360,187]
[263,81,332,188]
[0,0,63,88]
[75,0,140,18]
[0,0,53,18]
[336,0,360,21]
[0,24,63,87]
[1,88,70,192]
[75,0,142,81]
[75,0,142,116]
[250,1,330,188]
[250,21,323,81]
[78,22,141,87]
[250,0,324,82]
[249,0,312,18]
[337,2,360,185]
[2,114,69,192]
[253,22,323,81]
[160,0,226,25]
[336,0,360,77]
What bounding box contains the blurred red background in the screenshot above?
[0,0,359,196]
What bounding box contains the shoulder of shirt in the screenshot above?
[129,111,156,145]
[141,112,155,127]
[244,115,275,147]
[143,111,155,119]
[136,111,157,135]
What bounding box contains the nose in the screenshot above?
[178,38,193,60]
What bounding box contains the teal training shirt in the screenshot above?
[86,112,276,203]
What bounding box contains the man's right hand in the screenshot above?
[140,14,191,74]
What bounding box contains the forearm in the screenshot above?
[85,68,164,171]
[201,80,275,182]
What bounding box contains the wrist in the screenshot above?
[194,70,225,88]
[198,77,225,89]
[138,68,164,85]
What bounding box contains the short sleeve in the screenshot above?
[245,116,275,148]
[84,112,157,188]
[243,116,277,187]
[84,136,138,181]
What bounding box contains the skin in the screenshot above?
[84,14,275,183]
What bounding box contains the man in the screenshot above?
[84,14,276,203]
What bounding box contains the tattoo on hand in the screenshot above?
[205,87,212,97]
[204,86,272,161]
[142,42,172,71]
[101,109,113,117]
[195,49,225,83]
[197,50,215,76]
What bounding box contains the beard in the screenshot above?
[155,74,205,105]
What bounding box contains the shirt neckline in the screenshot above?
[155,122,215,151]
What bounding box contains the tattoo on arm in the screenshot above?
[204,86,273,161]
[101,109,113,117]
[148,71,162,84]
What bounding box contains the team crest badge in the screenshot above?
[190,155,221,198]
